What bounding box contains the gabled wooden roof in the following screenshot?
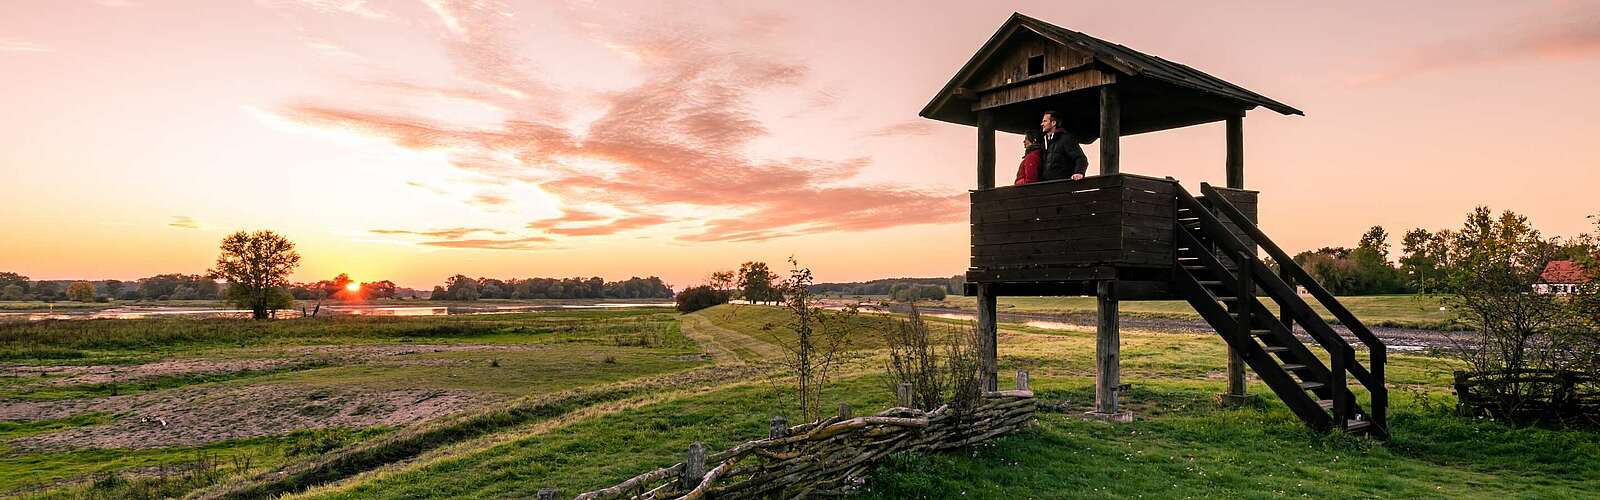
[921,13,1302,133]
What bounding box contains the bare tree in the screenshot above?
[767,257,856,421]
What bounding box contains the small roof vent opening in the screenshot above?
[1026,55,1045,76]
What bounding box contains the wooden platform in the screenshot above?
[964,173,1255,299]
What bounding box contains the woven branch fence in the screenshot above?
[1454,369,1600,426]
[539,371,1036,500]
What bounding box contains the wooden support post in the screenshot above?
[1091,281,1131,422]
[896,383,913,408]
[1220,112,1252,406]
[838,403,852,419]
[977,111,996,189]
[681,442,706,491]
[537,487,558,500]
[1225,114,1243,189]
[1099,86,1121,175]
[976,283,998,391]
[1223,250,1254,405]
[1016,370,1030,391]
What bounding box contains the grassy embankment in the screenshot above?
[899,294,1465,330]
[0,309,705,497]
[273,305,1596,498]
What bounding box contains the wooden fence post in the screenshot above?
[680,442,706,491]
[838,403,852,419]
[1016,370,1030,391]
[537,487,558,500]
[896,383,913,408]
[769,416,787,439]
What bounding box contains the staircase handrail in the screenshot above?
[1198,183,1387,430]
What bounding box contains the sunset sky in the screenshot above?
[3,0,1599,289]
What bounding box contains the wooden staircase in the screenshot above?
[1173,183,1389,438]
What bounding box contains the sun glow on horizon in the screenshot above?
[345,281,361,293]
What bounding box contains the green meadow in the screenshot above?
[0,304,1594,499]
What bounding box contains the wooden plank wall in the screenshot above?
[975,70,1115,111]
[968,175,1176,283]
[971,35,1092,91]
[1206,187,1259,263]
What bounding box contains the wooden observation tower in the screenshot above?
[921,13,1388,436]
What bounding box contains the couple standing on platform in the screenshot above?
[1013,110,1089,185]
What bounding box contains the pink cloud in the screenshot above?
[866,121,935,138]
[370,227,503,239]
[284,3,963,248]
[1353,5,1600,84]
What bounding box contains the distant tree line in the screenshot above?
[1290,216,1597,296]
[0,272,222,302]
[806,276,963,297]
[427,275,673,301]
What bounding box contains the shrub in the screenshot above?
[674,285,729,313]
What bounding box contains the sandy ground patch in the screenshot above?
[1,358,312,387]
[4,384,488,450]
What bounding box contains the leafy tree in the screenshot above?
[1440,207,1600,424]
[0,272,28,294]
[708,270,735,293]
[32,281,59,302]
[429,286,447,300]
[362,280,397,299]
[445,275,479,301]
[66,281,96,302]
[737,261,779,304]
[209,230,301,320]
[1400,228,1452,294]
[675,285,729,313]
[102,279,123,299]
[2,284,23,300]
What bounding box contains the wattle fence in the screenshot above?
[541,371,1036,500]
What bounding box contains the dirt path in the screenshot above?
[678,313,785,364]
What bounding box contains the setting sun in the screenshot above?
[345,282,361,293]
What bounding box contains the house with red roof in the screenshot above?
[1533,260,1591,295]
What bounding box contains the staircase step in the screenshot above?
[1251,329,1273,336]
[1281,363,1308,371]
[1346,420,1371,432]
[1182,265,1207,271]
[1299,381,1325,390]
[1318,399,1334,410]
[1198,280,1223,286]
[1263,346,1290,353]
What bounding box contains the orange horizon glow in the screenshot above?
[3,1,1599,290]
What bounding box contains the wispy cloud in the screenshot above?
[419,235,553,250]
[369,227,503,239]
[1352,5,1600,84]
[279,2,963,249]
[866,120,935,138]
[260,0,388,19]
[168,216,201,229]
[0,38,51,53]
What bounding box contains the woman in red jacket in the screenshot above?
[1014,130,1044,185]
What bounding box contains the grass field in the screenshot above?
[902,294,1467,330]
[2,303,1595,498]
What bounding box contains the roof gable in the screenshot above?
[1541,260,1591,284]
[921,13,1302,132]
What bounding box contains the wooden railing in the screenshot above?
[1198,183,1387,433]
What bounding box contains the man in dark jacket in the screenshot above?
[1038,110,1088,181]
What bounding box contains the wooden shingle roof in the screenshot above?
[922,13,1302,133]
